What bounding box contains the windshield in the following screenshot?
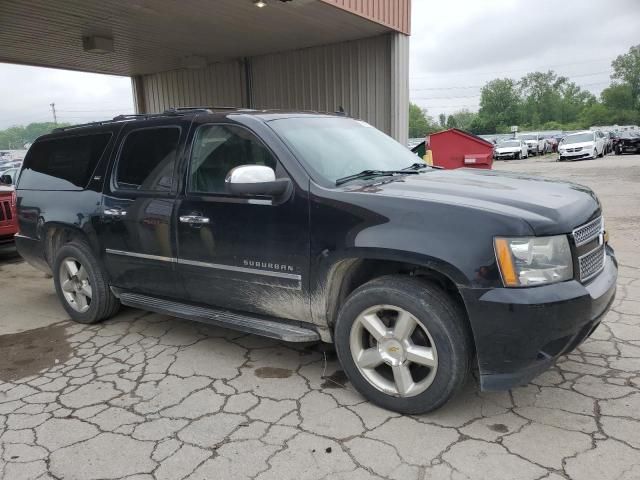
[519,134,537,141]
[268,117,422,185]
[562,133,594,144]
[499,141,520,147]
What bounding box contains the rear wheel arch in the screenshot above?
[43,223,100,270]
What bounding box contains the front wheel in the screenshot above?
[515,152,521,160]
[53,241,120,324]
[334,276,472,414]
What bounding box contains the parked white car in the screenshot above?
[494,139,528,160]
[558,131,606,161]
[518,133,548,155]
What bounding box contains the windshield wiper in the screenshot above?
[335,169,419,186]
[402,162,430,171]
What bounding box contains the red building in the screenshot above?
[429,128,494,170]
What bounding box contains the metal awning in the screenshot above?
[0,0,392,76]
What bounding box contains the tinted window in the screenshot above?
[116,128,180,191]
[18,133,111,190]
[189,124,276,194]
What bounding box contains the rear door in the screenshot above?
[99,118,189,298]
[175,121,311,320]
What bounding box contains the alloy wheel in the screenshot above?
[59,257,92,313]
[349,304,438,397]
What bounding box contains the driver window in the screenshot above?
[189,124,277,194]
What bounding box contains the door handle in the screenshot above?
[179,215,210,225]
[104,207,127,217]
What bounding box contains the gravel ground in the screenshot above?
[0,154,639,480]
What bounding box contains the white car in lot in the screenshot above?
[494,139,528,160]
[518,133,547,155]
[558,131,606,161]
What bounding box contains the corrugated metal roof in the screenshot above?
[321,0,411,35]
[0,0,393,76]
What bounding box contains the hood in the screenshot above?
[559,141,594,149]
[496,146,520,153]
[345,168,600,235]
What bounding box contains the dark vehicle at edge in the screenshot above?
[15,108,617,414]
[613,131,640,155]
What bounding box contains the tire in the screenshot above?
[515,152,520,160]
[615,145,621,155]
[334,275,473,414]
[53,241,120,324]
[593,149,597,159]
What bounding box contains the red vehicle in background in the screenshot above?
[0,183,18,252]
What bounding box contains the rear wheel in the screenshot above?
[334,275,472,414]
[53,241,120,324]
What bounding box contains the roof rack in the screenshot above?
[164,106,235,113]
[51,106,254,133]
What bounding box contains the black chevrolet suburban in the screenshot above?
[15,108,617,413]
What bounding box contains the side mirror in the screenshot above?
[225,165,290,197]
[0,174,12,185]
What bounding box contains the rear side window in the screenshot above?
[18,133,111,190]
[115,127,180,191]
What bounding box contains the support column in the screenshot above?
[131,75,147,114]
[390,32,410,145]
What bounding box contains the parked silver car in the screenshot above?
[494,139,528,160]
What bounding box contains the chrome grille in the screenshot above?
[578,244,605,282]
[572,216,602,246]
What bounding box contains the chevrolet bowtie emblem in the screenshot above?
[388,346,400,353]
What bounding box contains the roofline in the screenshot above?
[430,128,494,147]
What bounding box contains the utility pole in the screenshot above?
[50,102,57,125]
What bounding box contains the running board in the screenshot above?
[118,292,320,343]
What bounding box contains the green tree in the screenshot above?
[579,103,613,127]
[0,122,64,149]
[446,109,477,131]
[519,71,566,125]
[476,78,521,133]
[438,113,447,128]
[612,45,640,109]
[408,103,437,138]
[601,83,634,110]
[558,81,596,124]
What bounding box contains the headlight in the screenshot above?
[494,236,573,287]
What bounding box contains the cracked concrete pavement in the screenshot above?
[1,154,639,480]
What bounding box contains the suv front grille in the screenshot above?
[572,216,602,246]
[578,244,605,282]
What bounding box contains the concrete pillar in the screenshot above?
[389,32,410,145]
[131,75,147,114]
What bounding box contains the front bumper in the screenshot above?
[559,149,593,160]
[495,152,519,159]
[461,247,617,391]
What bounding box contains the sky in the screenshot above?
[0,0,639,129]
[409,0,640,116]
